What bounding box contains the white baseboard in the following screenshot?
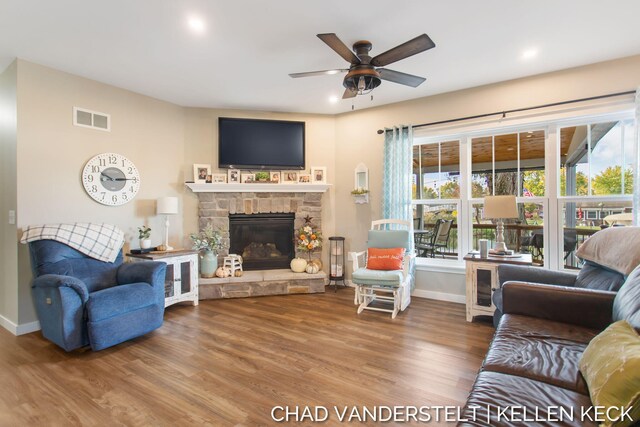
[411,289,465,304]
[0,314,40,336]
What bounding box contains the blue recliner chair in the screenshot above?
[29,240,166,351]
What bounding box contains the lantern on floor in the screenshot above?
[329,236,346,291]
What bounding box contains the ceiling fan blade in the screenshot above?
[342,88,357,99]
[289,69,349,78]
[378,68,426,87]
[317,33,360,64]
[370,34,435,67]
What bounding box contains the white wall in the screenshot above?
[0,60,19,329]
[334,54,640,300]
[15,60,186,325]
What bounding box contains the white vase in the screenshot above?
[140,238,152,249]
[290,257,308,273]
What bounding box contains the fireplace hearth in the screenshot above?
[229,213,295,270]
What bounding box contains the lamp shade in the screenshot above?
[157,196,179,215]
[483,195,518,219]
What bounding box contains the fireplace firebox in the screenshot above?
[229,213,295,270]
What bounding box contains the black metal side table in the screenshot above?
[328,236,346,291]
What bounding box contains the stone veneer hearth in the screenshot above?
[195,191,326,299]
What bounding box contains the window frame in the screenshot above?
[412,108,636,273]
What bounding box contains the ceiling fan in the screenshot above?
[289,33,436,99]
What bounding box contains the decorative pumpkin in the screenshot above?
[290,257,307,273]
[215,267,231,278]
[234,270,243,277]
[306,263,319,274]
[310,259,323,270]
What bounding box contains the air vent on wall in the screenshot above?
[73,107,110,131]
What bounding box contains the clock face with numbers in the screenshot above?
[82,153,140,206]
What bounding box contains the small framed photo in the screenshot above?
[212,174,227,183]
[205,174,213,183]
[194,164,211,184]
[282,172,298,184]
[311,166,327,184]
[298,173,311,184]
[240,173,255,183]
[228,169,240,183]
[270,171,281,183]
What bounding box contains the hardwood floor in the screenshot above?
[0,291,495,426]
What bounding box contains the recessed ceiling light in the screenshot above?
[329,95,339,104]
[188,16,206,33]
[522,49,538,60]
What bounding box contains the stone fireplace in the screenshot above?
[192,188,328,299]
[229,212,295,270]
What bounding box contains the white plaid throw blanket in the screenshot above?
[20,223,125,263]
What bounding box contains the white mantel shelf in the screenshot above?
[185,183,331,193]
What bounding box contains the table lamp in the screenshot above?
[157,196,179,251]
[483,195,518,254]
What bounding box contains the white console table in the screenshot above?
[127,250,199,308]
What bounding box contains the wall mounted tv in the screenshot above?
[218,117,305,170]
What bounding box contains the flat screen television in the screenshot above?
[218,117,305,170]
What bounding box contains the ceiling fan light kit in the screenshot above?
[289,33,435,101]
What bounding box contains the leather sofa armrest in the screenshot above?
[32,274,89,303]
[503,281,615,330]
[498,264,577,287]
[117,262,166,288]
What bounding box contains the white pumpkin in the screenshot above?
[215,267,231,278]
[305,263,319,274]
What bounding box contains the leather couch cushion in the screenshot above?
[87,282,156,322]
[458,371,597,427]
[484,314,591,394]
[498,313,599,344]
[579,320,640,427]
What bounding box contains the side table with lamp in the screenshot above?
[157,196,179,251]
[465,195,531,321]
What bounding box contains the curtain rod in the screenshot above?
[376,90,636,135]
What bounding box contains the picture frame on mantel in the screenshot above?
[270,171,281,183]
[193,164,211,184]
[310,166,327,184]
[282,172,298,184]
[298,173,311,184]
[212,174,227,183]
[228,169,240,183]
[240,173,255,183]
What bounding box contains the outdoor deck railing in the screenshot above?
[415,223,598,268]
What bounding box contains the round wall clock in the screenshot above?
[82,152,140,206]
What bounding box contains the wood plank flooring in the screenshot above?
[0,291,495,426]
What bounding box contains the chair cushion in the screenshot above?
[29,240,123,293]
[368,230,411,250]
[87,282,157,322]
[366,247,404,270]
[352,268,404,287]
[579,320,640,427]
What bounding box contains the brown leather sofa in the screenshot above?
[458,267,640,427]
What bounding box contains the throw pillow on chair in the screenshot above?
[366,247,404,270]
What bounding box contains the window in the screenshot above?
[471,130,546,198]
[560,120,635,196]
[559,118,635,269]
[413,140,461,259]
[412,109,636,270]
